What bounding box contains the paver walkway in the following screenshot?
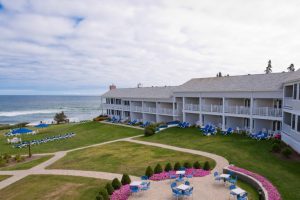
[0,133,231,200]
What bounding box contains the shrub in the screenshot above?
[193,161,201,169]
[154,164,163,174]
[96,195,104,200]
[144,125,156,136]
[203,161,210,170]
[271,143,281,153]
[105,183,114,195]
[112,178,121,190]
[164,163,173,172]
[273,139,281,145]
[282,147,292,158]
[99,188,109,200]
[145,166,154,178]
[183,162,192,169]
[121,174,131,185]
[0,157,6,167]
[3,153,11,162]
[15,154,24,162]
[174,162,181,171]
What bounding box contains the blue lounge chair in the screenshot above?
[222,127,233,135]
[200,124,210,132]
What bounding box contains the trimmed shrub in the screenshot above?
[174,162,181,171]
[112,178,121,190]
[15,154,24,162]
[183,162,192,169]
[96,195,104,200]
[271,143,281,153]
[99,188,109,200]
[154,164,163,174]
[145,166,154,178]
[193,161,201,169]
[121,174,131,185]
[105,183,114,195]
[144,125,156,136]
[282,147,292,158]
[203,161,210,170]
[164,163,173,172]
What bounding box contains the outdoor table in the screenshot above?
[219,174,230,183]
[130,181,143,187]
[231,187,246,196]
[176,184,190,191]
[176,170,186,175]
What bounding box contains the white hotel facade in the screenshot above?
[101,70,300,153]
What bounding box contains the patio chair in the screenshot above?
[141,182,150,191]
[141,175,148,180]
[130,186,140,194]
[237,193,248,200]
[172,188,183,200]
[229,184,237,199]
[228,175,237,185]
[183,187,193,198]
[170,182,177,188]
[185,181,190,185]
[214,172,222,181]
[222,128,233,135]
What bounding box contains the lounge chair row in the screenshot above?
[178,122,190,128]
[200,125,217,136]
[249,131,271,140]
[13,133,76,148]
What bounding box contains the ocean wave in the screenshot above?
[0,109,62,117]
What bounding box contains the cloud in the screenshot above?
[0,0,300,95]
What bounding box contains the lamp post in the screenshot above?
[28,142,32,158]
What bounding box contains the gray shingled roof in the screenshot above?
[285,69,300,83]
[101,86,177,99]
[175,71,299,93]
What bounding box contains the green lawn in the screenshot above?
[0,175,108,200]
[0,122,143,154]
[48,141,215,176]
[0,155,53,170]
[0,175,11,182]
[138,127,300,200]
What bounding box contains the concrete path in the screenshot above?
[0,133,231,200]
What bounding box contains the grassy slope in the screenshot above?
[0,175,108,200]
[0,175,11,182]
[138,127,300,200]
[0,122,142,154]
[0,155,53,170]
[48,141,215,176]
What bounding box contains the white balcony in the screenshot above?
[282,123,300,143]
[143,107,156,114]
[252,107,282,117]
[201,104,223,113]
[225,106,250,115]
[131,106,143,112]
[157,108,174,115]
[123,105,130,111]
[102,103,124,110]
[184,104,200,112]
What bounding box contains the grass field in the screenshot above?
[48,141,216,176]
[0,122,143,154]
[0,175,11,182]
[0,175,108,200]
[137,127,300,200]
[0,155,53,170]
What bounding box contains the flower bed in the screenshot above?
[149,168,210,181]
[228,166,281,200]
[110,184,130,200]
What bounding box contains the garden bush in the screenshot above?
[99,188,109,200]
[144,125,156,136]
[14,154,24,162]
[0,157,6,167]
[154,164,163,174]
[96,195,104,200]
[164,163,173,172]
[183,162,192,169]
[282,147,292,158]
[193,161,201,169]
[112,178,121,190]
[271,143,281,153]
[105,183,114,195]
[203,161,210,170]
[3,153,11,162]
[174,162,181,170]
[121,174,131,185]
[145,166,154,178]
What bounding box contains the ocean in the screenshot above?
[0,95,102,125]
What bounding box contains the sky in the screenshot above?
[0,0,300,95]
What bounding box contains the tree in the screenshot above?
[216,72,222,77]
[287,63,295,72]
[105,183,114,195]
[54,111,68,124]
[154,164,163,174]
[145,166,154,178]
[111,178,121,190]
[121,174,131,185]
[164,163,173,172]
[265,60,272,74]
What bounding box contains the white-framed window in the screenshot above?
[293,84,298,100]
[283,112,292,126]
[298,116,300,132]
[292,114,296,130]
[298,83,300,100]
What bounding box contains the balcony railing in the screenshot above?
[184,104,200,111]
[252,107,282,117]
[102,103,124,110]
[282,123,300,142]
[225,106,250,115]
[157,108,174,115]
[123,105,130,111]
[201,104,223,113]
[143,107,156,114]
[130,106,143,112]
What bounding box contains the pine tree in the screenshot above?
[265,60,272,74]
[287,63,295,72]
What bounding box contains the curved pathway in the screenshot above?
[0,134,230,200]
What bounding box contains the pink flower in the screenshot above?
[228,166,281,200]
[110,185,130,200]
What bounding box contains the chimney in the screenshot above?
[109,84,116,90]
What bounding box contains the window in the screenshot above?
[293,84,298,99]
[299,83,300,100]
[292,114,296,130]
[283,112,292,126]
[298,116,300,132]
